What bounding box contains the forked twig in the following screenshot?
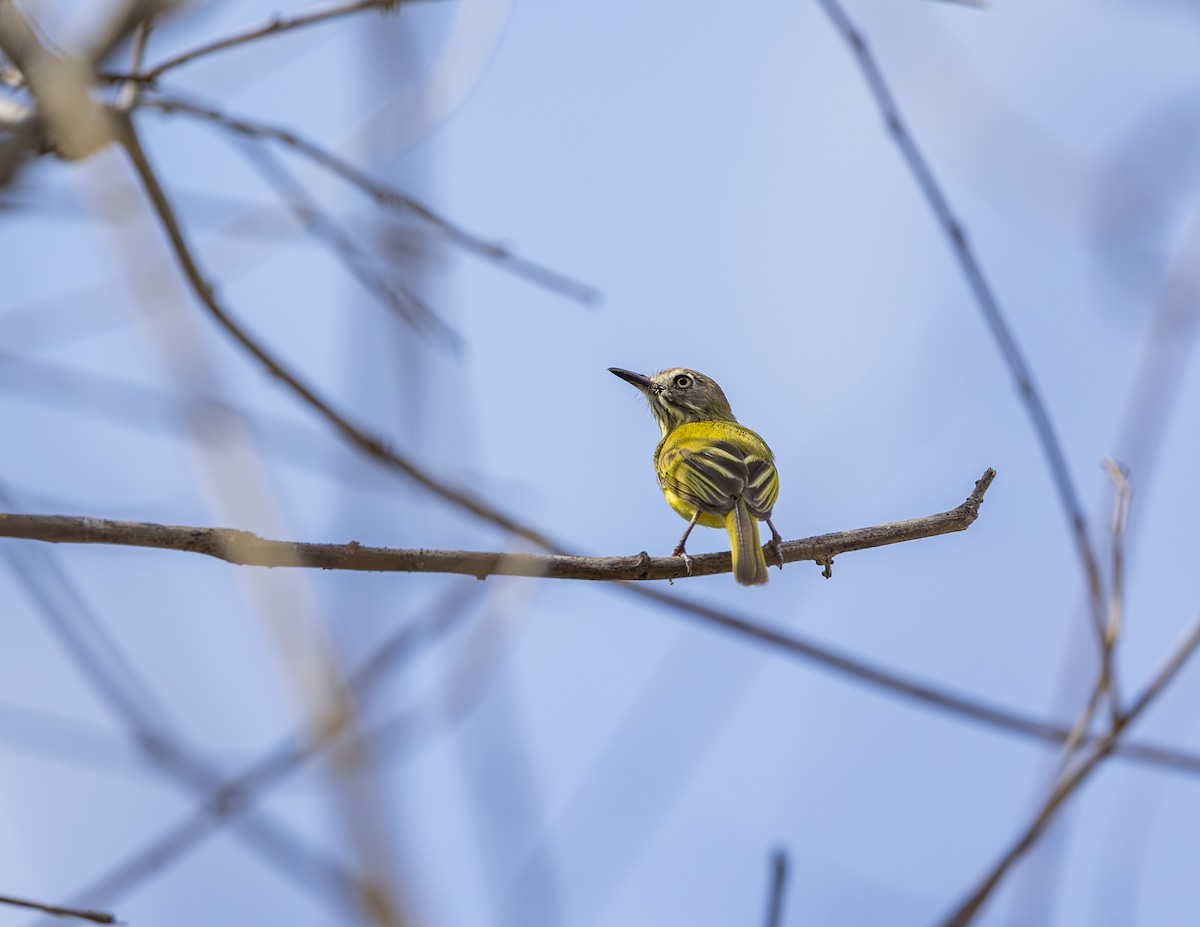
[141,95,599,304]
[115,113,564,553]
[234,137,460,348]
[940,614,1200,926]
[127,0,450,83]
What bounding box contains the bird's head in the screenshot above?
[608,367,737,436]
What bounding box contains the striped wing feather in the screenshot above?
[658,438,749,516]
[655,422,779,519]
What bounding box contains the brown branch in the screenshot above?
[940,613,1200,926]
[0,891,115,924]
[814,0,1111,680]
[140,95,599,305]
[6,474,1200,787]
[0,0,113,163]
[114,113,564,553]
[128,0,448,83]
[0,469,994,580]
[233,135,460,348]
[51,583,486,910]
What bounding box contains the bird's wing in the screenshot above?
[743,453,779,518]
[657,438,749,516]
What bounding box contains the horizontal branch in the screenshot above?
[0,469,994,581]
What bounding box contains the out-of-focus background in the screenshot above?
[2,1,1199,924]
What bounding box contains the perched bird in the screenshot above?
[609,367,784,585]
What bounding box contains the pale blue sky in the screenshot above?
[2,1,1200,925]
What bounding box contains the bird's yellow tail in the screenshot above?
[726,499,768,586]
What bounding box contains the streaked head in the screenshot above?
[609,367,737,436]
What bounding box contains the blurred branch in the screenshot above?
[763,849,790,927]
[0,351,418,494]
[0,518,364,917]
[8,472,1200,780]
[87,1,173,67]
[141,95,599,304]
[0,0,171,174]
[233,135,460,348]
[1056,460,1133,768]
[0,0,113,165]
[1101,459,1131,703]
[620,585,1200,776]
[0,468,994,579]
[941,612,1200,926]
[116,113,566,552]
[0,891,114,924]
[814,0,1111,686]
[114,0,449,83]
[54,582,486,910]
[115,15,153,111]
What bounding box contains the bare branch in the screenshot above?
[1055,459,1133,766]
[0,468,994,580]
[115,14,153,111]
[0,504,363,915]
[115,113,565,552]
[232,135,460,348]
[51,583,486,909]
[940,613,1200,926]
[86,0,174,68]
[5,480,1200,786]
[763,849,790,927]
[141,95,600,305]
[131,0,449,83]
[0,891,115,924]
[0,0,113,163]
[814,0,1110,673]
[1102,458,1131,656]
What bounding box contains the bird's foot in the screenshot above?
[766,520,785,569]
[671,545,695,575]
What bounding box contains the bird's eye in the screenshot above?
[673,374,692,389]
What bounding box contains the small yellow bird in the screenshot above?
[609,367,784,585]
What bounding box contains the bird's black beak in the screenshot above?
[608,367,652,392]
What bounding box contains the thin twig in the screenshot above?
[121,0,448,83]
[51,582,485,910]
[0,468,994,580]
[1054,460,1133,767]
[0,482,364,915]
[86,0,173,68]
[940,613,1200,926]
[115,113,565,552]
[1102,458,1131,666]
[813,0,1111,687]
[6,480,1200,782]
[233,136,460,348]
[115,15,152,111]
[764,849,790,927]
[0,350,442,495]
[141,95,599,305]
[0,891,115,924]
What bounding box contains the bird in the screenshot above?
[609,367,783,585]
